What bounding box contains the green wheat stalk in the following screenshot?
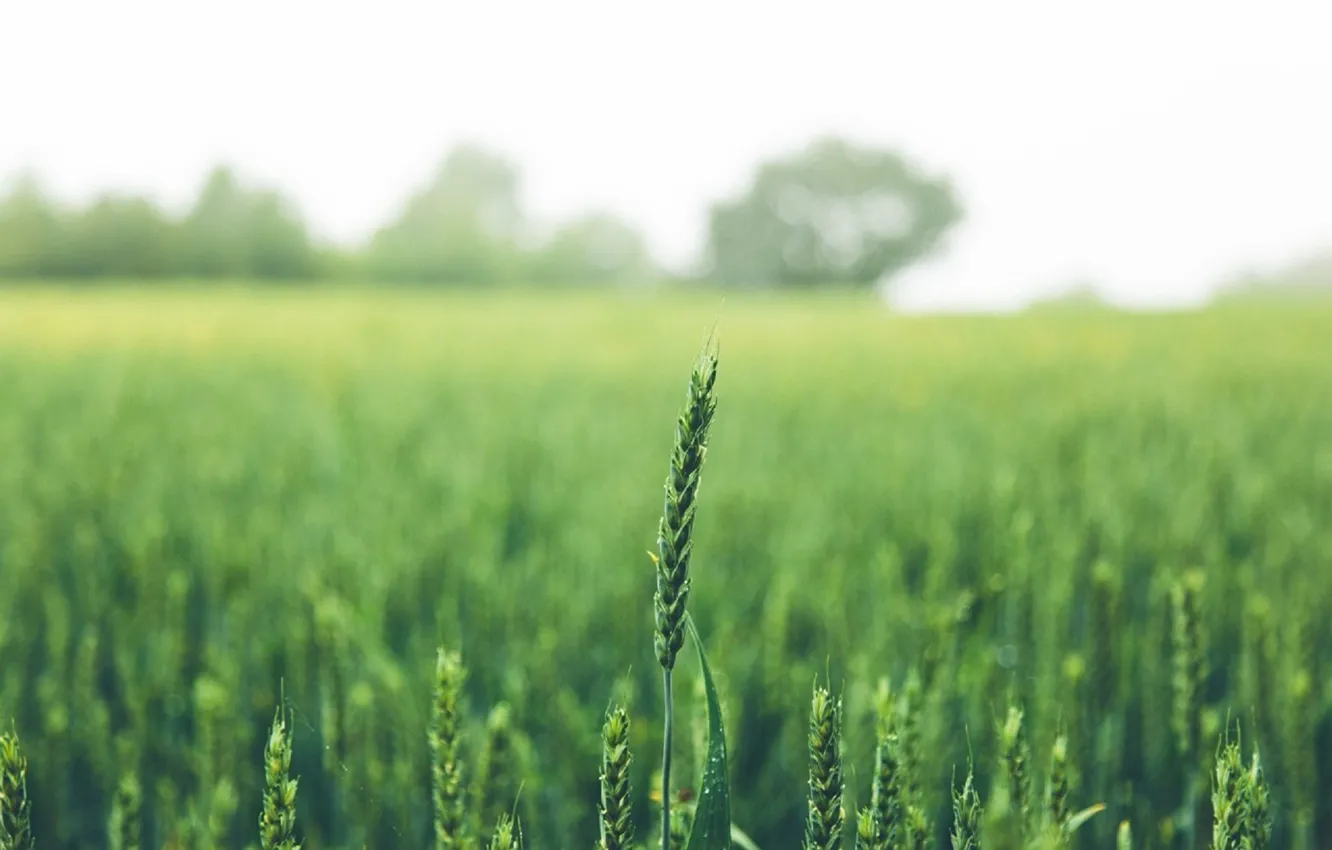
[489,813,523,850]
[599,705,634,850]
[1209,735,1246,850]
[651,340,718,850]
[869,714,904,850]
[476,702,518,836]
[259,706,300,850]
[107,769,142,850]
[854,808,878,850]
[1171,572,1205,761]
[951,763,982,850]
[804,683,844,850]
[431,648,468,850]
[1172,572,1206,850]
[905,803,930,850]
[998,704,1032,839]
[1047,728,1070,834]
[0,727,33,850]
[899,671,924,811]
[1245,750,1271,850]
[1206,725,1271,850]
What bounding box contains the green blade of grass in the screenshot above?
[683,612,731,850]
[1064,803,1106,835]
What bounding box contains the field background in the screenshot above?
[1,286,1330,850]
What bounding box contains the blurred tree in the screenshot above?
[1213,249,1332,304]
[180,167,253,277]
[530,212,656,286]
[65,193,178,278]
[0,173,69,277]
[180,166,318,279]
[704,136,962,289]
[243,192,320,279]
[366,143,526,284]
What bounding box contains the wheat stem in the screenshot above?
[661,669,674,850]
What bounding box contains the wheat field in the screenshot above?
[0,286,1329,850]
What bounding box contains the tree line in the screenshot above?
[0,136,963,289]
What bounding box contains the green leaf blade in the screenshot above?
[1065,803,1106,835]
[684,613,731,850]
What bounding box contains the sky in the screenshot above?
[2,0,1331,311]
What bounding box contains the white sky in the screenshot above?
[2,0,1331,310]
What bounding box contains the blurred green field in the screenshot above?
[1,286,1331,850]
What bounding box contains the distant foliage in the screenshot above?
[180,167,318,280]
[704,136,962,289]
[0,168,322,280]
[0,174,78,277]
[0,147,659,286]
[1214,249,1332,304]
[0,136,969,288]
[365,144,527,285]
[529,213,656,287]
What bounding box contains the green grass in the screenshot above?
[0,286,1329,849]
